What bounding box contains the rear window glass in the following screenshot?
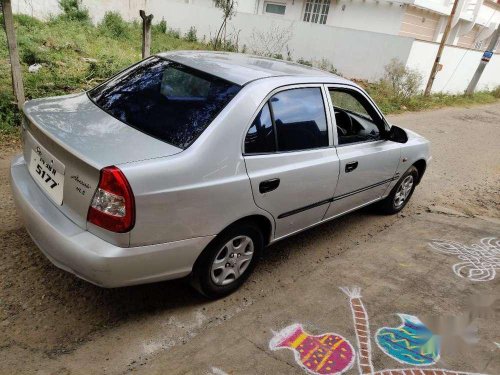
[88,57,241,149]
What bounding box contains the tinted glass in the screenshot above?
[330,89,381,145]
[271,88,328,151]
[88,57,241,149]
[245,103,275,154]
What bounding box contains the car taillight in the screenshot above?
[87,166,135,233]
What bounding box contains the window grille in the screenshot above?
[303,0,330,25]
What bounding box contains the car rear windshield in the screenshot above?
[88,57,241,149]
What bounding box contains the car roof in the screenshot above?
[156,50,351,86]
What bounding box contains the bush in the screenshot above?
[99,12,129,38]
[297,58,312,67]
[154,18,167,34]
[168,28,181,39]
[382,58,422,99]
[58,0,89,22]
[315,58,340,75]
[492,86,500,99]
[185,26,197,42]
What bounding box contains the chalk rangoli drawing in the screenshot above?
[269,323,355,375]
[206,367,229,375]
[270,287,487,375]
[339,287,374,374]
[339,287,487,375]
[375,314,440,366]
[428,237,500,282]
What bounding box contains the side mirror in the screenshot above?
[387,125,408,143]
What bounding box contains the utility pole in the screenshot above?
[424,0,460,96]
[139,10,153,59]
[465,24,500,95]
[2,0,25,109]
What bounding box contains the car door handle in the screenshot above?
[259,178,280,193]
[345,161,358,173]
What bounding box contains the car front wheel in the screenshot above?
[190,222,263,299]
[377,166,418,214]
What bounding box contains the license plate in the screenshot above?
[29,147,65,205]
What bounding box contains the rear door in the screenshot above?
[243,85,340,239]
[324,85,401,219]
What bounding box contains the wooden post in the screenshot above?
[139,10,153,59]
[2,0,25,109]
[424,0,459,96]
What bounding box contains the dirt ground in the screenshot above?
[0,103,499,375]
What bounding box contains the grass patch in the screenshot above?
[364,82,500,114]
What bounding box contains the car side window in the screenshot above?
[245,103,276,154]
[271,88,328,152]
[330,89,383,145]
[245,87,329,154]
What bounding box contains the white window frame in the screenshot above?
[264,1,287,16]
[303,0,331,25]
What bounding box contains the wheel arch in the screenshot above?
[227,214,274,247]
[197,214,274,264]
[413,159,426,184]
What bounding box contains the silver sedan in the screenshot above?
[10,51,431,298]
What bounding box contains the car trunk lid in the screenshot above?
[22,93,182,229]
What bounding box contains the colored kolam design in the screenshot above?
[375,314,440,366]
[339,286,487,375]
[339,287,374,374]
[371,369,487,375]
[271,287,488,375]
[428,237,500,282]
[269,323,355,375]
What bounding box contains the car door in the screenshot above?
[323,85,401,219]
[243,85,340,240]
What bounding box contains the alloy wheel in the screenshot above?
[393,175,414,209]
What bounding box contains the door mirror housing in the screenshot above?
[387,125,408,143]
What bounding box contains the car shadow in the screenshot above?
[3,205,389,354]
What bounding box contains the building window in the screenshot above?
[303,0,330,24]
[474,40,483,50]
[265,2,286,15]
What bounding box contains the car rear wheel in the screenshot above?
[190,222,263,299]
[376,166,418,214]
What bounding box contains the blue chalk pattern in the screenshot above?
[375,314,441,366]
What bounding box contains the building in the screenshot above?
[183,0,500,52]
[10,0,500,93]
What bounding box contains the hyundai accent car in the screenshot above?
[11,51,431,298]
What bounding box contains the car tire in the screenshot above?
[376,166,418,215]
[190,221,263,299]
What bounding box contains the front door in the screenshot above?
[243,86,340,239]
[324,86,401,219]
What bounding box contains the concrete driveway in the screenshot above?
[0,103,499,374]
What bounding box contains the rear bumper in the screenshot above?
[10,155,214,287]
